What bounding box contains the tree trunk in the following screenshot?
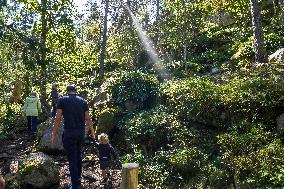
[98,0,109,79]
[250,0,268,63]
[153,0,160,47]
[40,0,48,110]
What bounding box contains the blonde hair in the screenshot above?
[98,133,109,144]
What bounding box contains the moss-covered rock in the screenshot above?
[18,152,60,188]
[37,118,64,153]
[104,70,159,111]
[96,107,122,134]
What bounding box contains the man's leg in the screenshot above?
[63,137,80,189]
[77,140,83,186]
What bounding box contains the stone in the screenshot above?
[18,152,60,189]
[211,67,221,74]
[210,10,235,26]
[268,48,284,63]
[96,110,117,134]
[276,113,284,132]
[37,118,64,153]
[124,100,138,112]
[89,87,110,109]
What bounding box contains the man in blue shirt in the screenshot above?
[51,85,96,189]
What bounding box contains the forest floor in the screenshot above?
[0,126,122,189]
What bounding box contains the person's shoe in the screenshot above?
[66,184,78,189]
[68,185,79,189]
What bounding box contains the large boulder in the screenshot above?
[210,10,235,26]
[96,107,121,134]
[276,113,284,132]
[18,152,60,188]
[89,87,110,109]
[268,48,284,63]
[37,118,64,153]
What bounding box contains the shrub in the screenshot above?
[95,106,122,134]
[168,145,208,178]
[231,33,284,63]
[119,105,185,155]
[160,78,223,128]
[231,36,254,63]
[265,33,284,54]
[104,70,159,111]
[123,148,170,189]
[218,122,284,188]
[220,76,284,123]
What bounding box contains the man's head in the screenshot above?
[66,85,77,94]
[52,83,58,90]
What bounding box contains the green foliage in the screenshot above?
[18,160,43,176]
[168,146,208,178]
[120,105,185,155]
[232,32,284,63]
[95,106,122,134]
[160,74,284,128]
[1,0,284,188]
[160,78,222,127]
[205,164,229,189]
[231,36,254,62]
[265,33,284,54]
[218,122,284,188]
[105,70,159,111]
[123,148,170,189]
[220,76,284,123]
[18,158,59,179]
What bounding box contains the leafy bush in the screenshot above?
[231,36,254,63]
[95,107,122,134]
[123,148,170,189]
[160,75,284,128]
[104,70,159,111]
[160,78,223,128]
[187,28,235,68]
[205,164,229,189]
[231,33,284,63]
[218,122,284,188]
[120,105,185,155]
[220,76,284,123]
[168,145,208,178]
[265,33,284,54]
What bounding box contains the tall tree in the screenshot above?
[153,0,160,47]
[250,0,268,63]
[39,0,48,110]
[98,0,109,79]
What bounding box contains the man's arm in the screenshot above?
[85,111,96,139]
[51,109,62,144]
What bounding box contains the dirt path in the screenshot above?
[0,126,121,189]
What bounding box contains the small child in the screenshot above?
[93,133,117,184]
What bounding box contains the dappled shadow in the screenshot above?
[0,126,121,189]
